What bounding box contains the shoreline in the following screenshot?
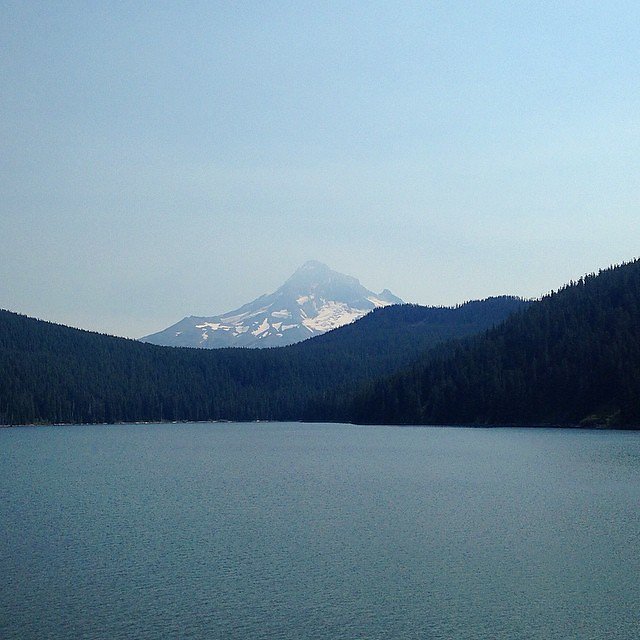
[2,420,639,431]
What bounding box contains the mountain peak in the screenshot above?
[298,260,330,272]
[141,262,403,349]
[285,261,333,285]
[284,260,354,291]
[378,289,404,305]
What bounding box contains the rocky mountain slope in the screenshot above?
[140,261,403,348]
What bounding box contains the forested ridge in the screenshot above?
[344,260,640,427]
[0,297,525,425]
[4,259,640,428]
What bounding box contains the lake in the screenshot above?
[1,422,639,639]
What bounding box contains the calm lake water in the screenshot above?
[1,422,639,639]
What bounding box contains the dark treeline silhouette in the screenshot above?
[342,260,640,427]
[0,297,526,425]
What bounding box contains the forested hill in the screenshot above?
[0,297,526,425]
[345,260,640,428]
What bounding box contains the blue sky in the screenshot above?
[2,1,640,337]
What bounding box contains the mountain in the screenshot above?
[344,260,640,427]
[0,296,527,426]
[10,254,640,429]
[140,260,403,348]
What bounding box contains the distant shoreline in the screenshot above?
[2,420,638,431]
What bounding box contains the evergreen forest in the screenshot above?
[344,260,640,427]
[0,297,525,425]
[2,259,640,428]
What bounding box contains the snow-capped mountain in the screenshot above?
[140,260,403,349]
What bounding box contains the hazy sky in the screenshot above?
[2,1,640,338]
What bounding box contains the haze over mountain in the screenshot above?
[141,261,403,348]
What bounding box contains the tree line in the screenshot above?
[0,297,526,425]
[343,260,640,427]
[5,258,640,429]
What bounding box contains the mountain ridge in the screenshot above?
[5,258,639,428]
[343,260,640,427]
[0,296,527,425]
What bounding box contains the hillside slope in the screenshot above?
[346,261,640,427]
[0,297,525,425]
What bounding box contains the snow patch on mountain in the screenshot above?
[301,301,363,332]
[252,318,270,336]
